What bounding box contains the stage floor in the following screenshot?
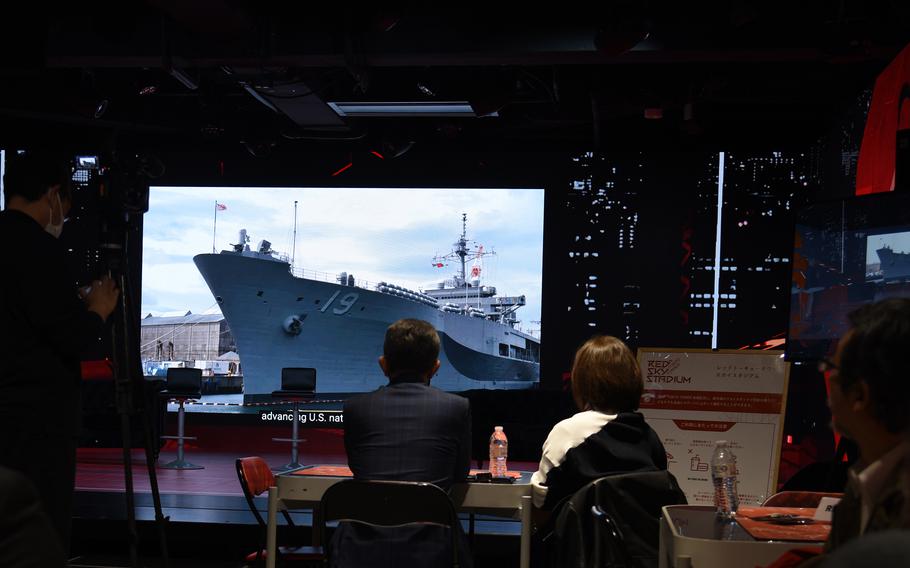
[74,446,537,530]
[72,416,538,567]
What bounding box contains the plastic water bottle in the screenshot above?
[489,426,508,477]
[713,518,737,540]
[711,440,739,519]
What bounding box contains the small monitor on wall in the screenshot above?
[788,191,910,361]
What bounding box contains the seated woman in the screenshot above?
[531,335,667,513]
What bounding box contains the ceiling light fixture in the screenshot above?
[327,101,493,117]
[94,99,109,119]
[169,67,198,91]
[242,83,279,113]
[331,162,353,177]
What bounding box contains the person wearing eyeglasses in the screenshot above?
[806,298,910,565]
[0,150,120,558]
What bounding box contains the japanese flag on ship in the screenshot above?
[470,246,483,280]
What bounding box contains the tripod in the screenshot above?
[103,181,170,568]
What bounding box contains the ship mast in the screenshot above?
[435,213,491,285]
[456,212,468,282]
[292,200,298,266]
[432,213,496,300]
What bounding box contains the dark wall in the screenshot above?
[34,82,870,458]
[138,140,841,385]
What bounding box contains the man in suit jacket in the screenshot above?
[816,299,910,560]
[344,318,471,490]
[335,318,472,567]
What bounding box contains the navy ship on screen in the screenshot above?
[193,215,540,396]
[876,246,910,281]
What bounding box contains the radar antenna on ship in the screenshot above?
[429,213,501,315]
[432,213,496,286]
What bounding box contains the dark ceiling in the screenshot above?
[1,1,909,157]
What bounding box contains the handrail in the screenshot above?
[288,265,382,290]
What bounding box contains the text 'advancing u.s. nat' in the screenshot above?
[259,410,344,425]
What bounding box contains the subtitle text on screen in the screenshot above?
[260,410,344,425]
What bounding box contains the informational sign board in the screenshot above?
[637,349,789,506]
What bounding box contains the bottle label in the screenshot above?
[712,463,737,476]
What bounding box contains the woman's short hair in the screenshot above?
[571,335,643,413]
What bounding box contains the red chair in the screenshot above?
[236,457,323,566]
[762,491,843,508]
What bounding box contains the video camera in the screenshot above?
[61,151,162,435]
[64,152,157,285]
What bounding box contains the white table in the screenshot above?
[266,471,534,568]
[659,505,825,568]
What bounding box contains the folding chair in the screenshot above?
[235,457,323,566]
[314,479,461,568]
[550,470,687,568]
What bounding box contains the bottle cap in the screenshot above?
[494,426,503,431]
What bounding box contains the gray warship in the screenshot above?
[876,246,910,281]
[193,216,540,396]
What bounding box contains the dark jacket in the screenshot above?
[343,376,471,491]
[0,210,103,427]
[533,411,668,511]
[824,455,909,553]
[800,450,910,568]
[333,376,472,568]
[0,209,104,554]
[550,470,687,568]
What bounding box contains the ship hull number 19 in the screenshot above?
[320,290,360,315]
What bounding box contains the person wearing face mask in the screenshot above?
[0,150,120,559]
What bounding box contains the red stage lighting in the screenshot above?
[331,162,353,177]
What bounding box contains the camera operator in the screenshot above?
[0,150,119,557]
